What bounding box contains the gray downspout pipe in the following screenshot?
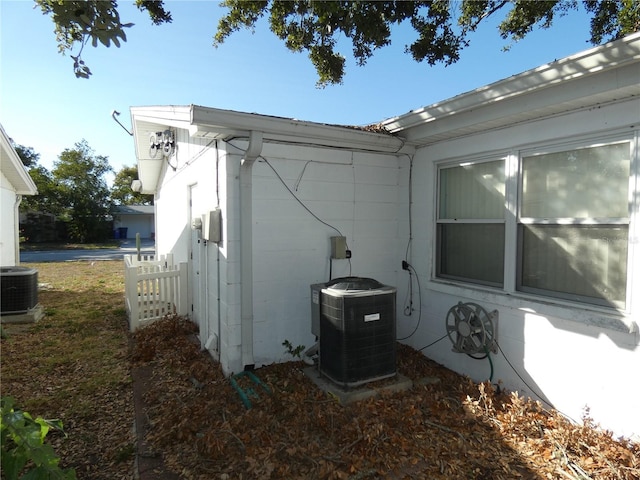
[239,130,263,370]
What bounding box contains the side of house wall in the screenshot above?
[406,98,640,440]
[0,171,18,266]
[247,142,408,366]
[153,132,242,373]
[153,132,412,374]
[153,131,220,262]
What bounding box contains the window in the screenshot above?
[436,140,632,309]
[436,159,506,287]
[518,142,630,308]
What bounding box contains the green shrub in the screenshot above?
[0,397,76,480]
[282,339,305,359]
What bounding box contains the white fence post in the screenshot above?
[177,262,189,316]
[125,262,139,332]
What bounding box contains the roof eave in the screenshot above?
[0,124,37,195]
[131,105,415,194]
[189,105,413,154]
[382,32,640,145]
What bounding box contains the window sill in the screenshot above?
[427,278,638,337]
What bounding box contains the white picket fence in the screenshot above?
[124,254,189,331]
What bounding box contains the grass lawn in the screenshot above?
[1,261,134,479]
[19,242,121,251]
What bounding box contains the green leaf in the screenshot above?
[1,397,75,480]
[34,417,51,442]
[97,32,111,47]
[1,453,29,480]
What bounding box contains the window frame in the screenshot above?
[433,133,636,312]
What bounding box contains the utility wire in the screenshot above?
[224,139,345,237]
[260,157,345,237]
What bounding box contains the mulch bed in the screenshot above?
[130,315,639,480]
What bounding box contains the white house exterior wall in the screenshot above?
[230,141,406,367]
[1,171,19,266]
[151,131,239,371]
[136,36,639,443]
[1,124,36,266]
[152,133,409,374]
[405,98,639,440]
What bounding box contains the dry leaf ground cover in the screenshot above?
[1,261,135,479]
[1,261,638,479]
[132,317,639,480]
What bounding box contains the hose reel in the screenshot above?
[445,302,498,355]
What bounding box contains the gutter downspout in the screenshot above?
[14,194,22,265]
[239,130,263,370]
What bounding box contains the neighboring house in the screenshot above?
[112,204,155,239]
[130,33,640,440]
[0,123,37,266]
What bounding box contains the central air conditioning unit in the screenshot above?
[311,277,397,388]
[1,266,38,316]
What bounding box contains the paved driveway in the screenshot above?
[20,240,156,263]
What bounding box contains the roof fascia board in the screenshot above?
[400,63,640,145]
[190,105,414,154]
[131,115,191,131]
[0,124,37,195]
[383,32,640,134]
[130,105,192,124]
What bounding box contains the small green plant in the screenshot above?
[1,396,76,480]
[282,339,305,359]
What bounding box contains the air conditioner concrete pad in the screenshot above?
[303,367,413,405]
[0,305,44,324]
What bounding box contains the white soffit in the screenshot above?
[382,32,640,146]
[130,106,192,161]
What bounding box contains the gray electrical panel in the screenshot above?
[331,236,347,259]
[202,208,221,243]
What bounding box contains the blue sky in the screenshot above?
[1,1,594,183]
